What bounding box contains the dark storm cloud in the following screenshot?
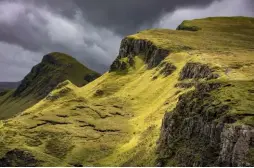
[32,0,221,35]
[0,0,120,77]
[155,0,254,29]
[0,0,253,82]
[0,0,220,54]
[73,0,222,35]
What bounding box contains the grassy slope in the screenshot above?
[0,52,100,120]
[0,17,254,166]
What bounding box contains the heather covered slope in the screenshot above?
[0,17,254,166]
[0,52,100,120]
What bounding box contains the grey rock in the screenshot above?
[0,149,39,167]
[157,82,254,166]
[159,62,177,77]
[218,125,254,166]
[110,38,170,71]
[179,62,219,80]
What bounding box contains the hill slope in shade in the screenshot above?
[14,52,100,98]
[0,17,254,166]
[0,52,100,120]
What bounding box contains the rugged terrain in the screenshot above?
[0,16,254,166]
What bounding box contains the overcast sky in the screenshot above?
[0,0,253,82]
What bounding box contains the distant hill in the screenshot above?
[0,52,100,119]
[13,52,100,98]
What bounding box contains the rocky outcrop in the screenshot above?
[179,62,219,80]
[110,59,128,72]
[157,82,254,166]
[94,89,104,97]
[0,149,39,167]
[110,38,170,71]
[46,87,72,101]
[159,62,177,77]
[218,125,254,166]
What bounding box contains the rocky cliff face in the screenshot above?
[157,63,254,166]
[218,125,254,166]
[179,62,219,80]
[110,38,170,71]
[158,104,254,166]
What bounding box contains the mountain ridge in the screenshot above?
[0,52,100,120]
[0,16,253,166]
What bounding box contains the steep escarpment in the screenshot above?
[110,38,170,71]
[157,66,254,166]
[157,82,254,166]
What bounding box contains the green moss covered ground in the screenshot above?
[0,17,253,166]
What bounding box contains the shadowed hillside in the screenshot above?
[0,17,253,166]
[0,52,100,120]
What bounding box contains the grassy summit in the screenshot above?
[0,17,254,166]
[131,17,254,52]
